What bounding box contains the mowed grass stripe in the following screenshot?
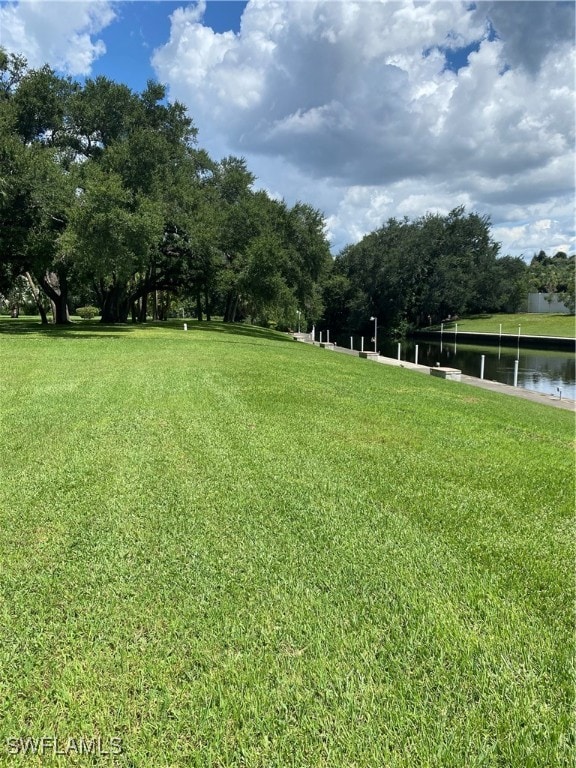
[437,312,575,337]
[0,320,573,767]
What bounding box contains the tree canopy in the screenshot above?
[1,49,572,330]
[321,208,541,339]
[0,49,331,327]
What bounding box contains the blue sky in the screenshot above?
[87,2,249,93]
[1,1,574,258]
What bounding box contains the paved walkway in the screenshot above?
[303,340,575,412]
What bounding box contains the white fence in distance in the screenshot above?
[527,293,570,313]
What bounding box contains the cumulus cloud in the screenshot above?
[152,0,574,257]
[155,1,482,183]
[4,0,568,258]
[0,0,115,75]
[474,1,576,75]
[492,219,573,259]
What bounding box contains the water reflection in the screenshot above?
[382,339,575,399]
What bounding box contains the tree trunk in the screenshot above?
[196,291,203,322]
[223,292,232,322]
[156,291,166,321]
[224,291,239,322]
[139,293,148,323]
[100,285,130,323]
[229,293,239,323]
[24,271,48,324]
[39,271,71,324]
[205,289,211,322]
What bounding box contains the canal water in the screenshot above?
[373,338,576,400]
[337,337,576,400]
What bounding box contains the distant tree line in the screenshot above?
[320,212,574,340]
[1,49,573,334]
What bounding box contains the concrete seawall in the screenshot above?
[300,339,575,411]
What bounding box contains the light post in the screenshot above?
[296,310,301,333]
[370,316,377,353]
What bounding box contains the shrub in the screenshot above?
[76,306,99,320]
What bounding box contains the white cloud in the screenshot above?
[492,218,573,260]
[0,0,115,75]
[151,0,574,258]
[3,0,571,259]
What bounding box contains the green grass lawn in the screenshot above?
[434,313,575,337]
[0,319,573,767]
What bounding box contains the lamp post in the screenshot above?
[370,316,377,353]
[296,310,301,333]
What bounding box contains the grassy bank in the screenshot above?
[0,319,573,767]
[434,312,575,337]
